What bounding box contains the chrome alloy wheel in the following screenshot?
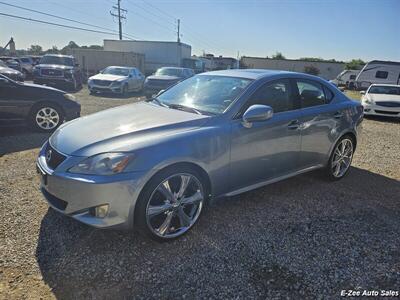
[145,173,204,239]
[331,138,354,178]
[36,107,60,130]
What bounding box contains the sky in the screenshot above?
[0,0,399,62]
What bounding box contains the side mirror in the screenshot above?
[360,91,365,95]
[242,104,273,127]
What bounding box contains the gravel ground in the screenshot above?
[0,87,399,299]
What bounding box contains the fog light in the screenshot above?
[91,204,109,218]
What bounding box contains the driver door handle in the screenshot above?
[288,119,300,130]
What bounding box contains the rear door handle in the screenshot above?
[288,119,300,130]
[334,111,343,119]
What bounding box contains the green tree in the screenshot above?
[271,52,286,60]
[345,59,365,70]
[46,46,59,54]
[304,65,320,76]
[28,44,43,55]
[61,41,80,54]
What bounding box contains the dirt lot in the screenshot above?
[0,87,399,299]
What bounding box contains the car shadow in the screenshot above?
[0,126,50,156]
[35,167,400,298]
[364,115,400,124]
[89,91,145,99]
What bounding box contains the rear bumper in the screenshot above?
[362,103,400,117]
[36,146,148,230]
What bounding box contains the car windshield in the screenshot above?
[156,68,183,77]
[40,56,73,66]
[156,75,252,115]
[369,86,400,95]
[102,67,129,76]
[20,58,31,63]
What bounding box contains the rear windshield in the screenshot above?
[368,86,400,95]
[40,56,73,66]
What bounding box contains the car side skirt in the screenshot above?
[223,164,325,197]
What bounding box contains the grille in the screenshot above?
[42,188,68,210]
[375,110,399,115]
[45,143,66,170]
[41,68,63,77]
[376,101,400,108]
[92,79,112,86]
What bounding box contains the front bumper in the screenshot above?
[34,76,73,86]
[88,83,123,94]
[362,103,400,118]
[36,144,147,229]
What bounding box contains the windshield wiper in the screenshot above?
[147,97,169,108]
[168,103,203,115]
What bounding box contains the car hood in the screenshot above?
[369,93,400,103]
[20,82,64,93]
[36,64,74,70]
[89,74,127,81]
[146,75,181,81]
[0,66,20,74]
[50,102,209,156]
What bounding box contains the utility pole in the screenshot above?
[110,0,127,40]
[177,19,180,43]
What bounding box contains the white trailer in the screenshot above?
[356,60,400,90]
[330,69,360,89]
[104,40,191,75]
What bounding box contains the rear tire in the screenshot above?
[136,166,207,241]
[325,135,355,180]
[30,103,64,132]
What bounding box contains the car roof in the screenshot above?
[369,83,400,87]
[106,66,134,69]
[200,69,298,80]
[43,54,73,58]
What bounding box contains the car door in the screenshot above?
[0,78,31,124]
[229,79,302,191]
[294,78,341,168]
[129,68,140,90]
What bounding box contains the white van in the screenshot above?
[355,60,400,90]
[330,70,359,89]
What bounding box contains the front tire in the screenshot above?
[30,103,64,132]
[136,166,207,241]
[326,135,355,180]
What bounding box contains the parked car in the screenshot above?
[36,69,363,241]
[361,84,400,118]
[13,57,35,78]
[356,60,400,90]
[144,67,194,98]
[33,54,83,91]
[87,66,145,95]
[0,57,22,72]
[330,69,359,90]
[0,74,80,131]
[0,60,25,81]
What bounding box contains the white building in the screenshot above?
[240,56,346,80]
[104,40,191,74]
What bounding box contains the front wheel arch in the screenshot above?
[133,162,212,227]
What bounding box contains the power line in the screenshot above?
[0,1,139,40]
[0,12,133,38]
[110,0,127,40]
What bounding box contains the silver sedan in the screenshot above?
[37,69,363,241]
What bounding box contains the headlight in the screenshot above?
[111,80,123,86]
[363,97,374,105]
[64,93,76,101]
[68,153,134,175]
